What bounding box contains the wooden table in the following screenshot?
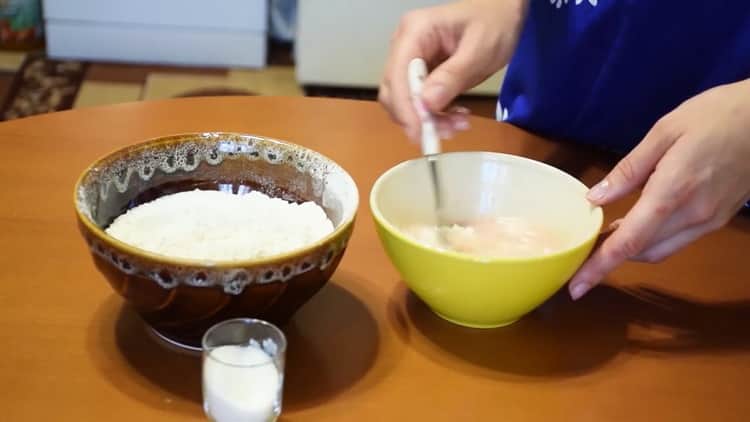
[1,96,749,421]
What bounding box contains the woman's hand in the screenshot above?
[378,0,528,141]
[569,79,750,300]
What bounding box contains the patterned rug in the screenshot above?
[0,52,86,120]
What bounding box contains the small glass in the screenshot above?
[202,318,287,422]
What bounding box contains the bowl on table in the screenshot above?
[74,132,358,350]
[370,152,602,328]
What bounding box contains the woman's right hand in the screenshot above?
[378,0,528,141]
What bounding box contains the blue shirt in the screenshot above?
[499,0,750,153]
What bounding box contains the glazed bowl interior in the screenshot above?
[76,132,358,265]
[370,152,602,328]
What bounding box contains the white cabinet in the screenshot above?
[295,0,504,95]
[43,0,268,68]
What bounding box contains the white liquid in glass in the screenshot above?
[203,344,282,422]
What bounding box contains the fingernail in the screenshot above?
[405,126,418,141]
[587,179,609,202]
[438,128,454,140]
[422,84,446,109]
[608,219,623,231]
[411,98,430,120]
[453,118,470,131]
[451,106,470,115]
[570,282,590,301]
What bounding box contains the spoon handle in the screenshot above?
[408,58,441,156]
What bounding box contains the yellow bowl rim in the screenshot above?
[369,151,603,263]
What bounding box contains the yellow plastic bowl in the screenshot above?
[370,152,603,328]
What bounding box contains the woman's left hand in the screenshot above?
[568,79,750,300]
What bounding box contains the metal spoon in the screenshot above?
[408,58,446,228]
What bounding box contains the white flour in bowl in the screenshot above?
[105,189,334,261]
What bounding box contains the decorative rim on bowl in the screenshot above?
[370,151,603,263]
[82,234,349,295]
[73,132,359,279]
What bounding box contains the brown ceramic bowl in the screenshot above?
[74,132,358,350]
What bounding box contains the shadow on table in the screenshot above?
[392,282,750,379]
[87,294,201,417]
[730,213,750,231]
[282,278,380,411]
[88,281,379,413]
[512,134,620,183]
